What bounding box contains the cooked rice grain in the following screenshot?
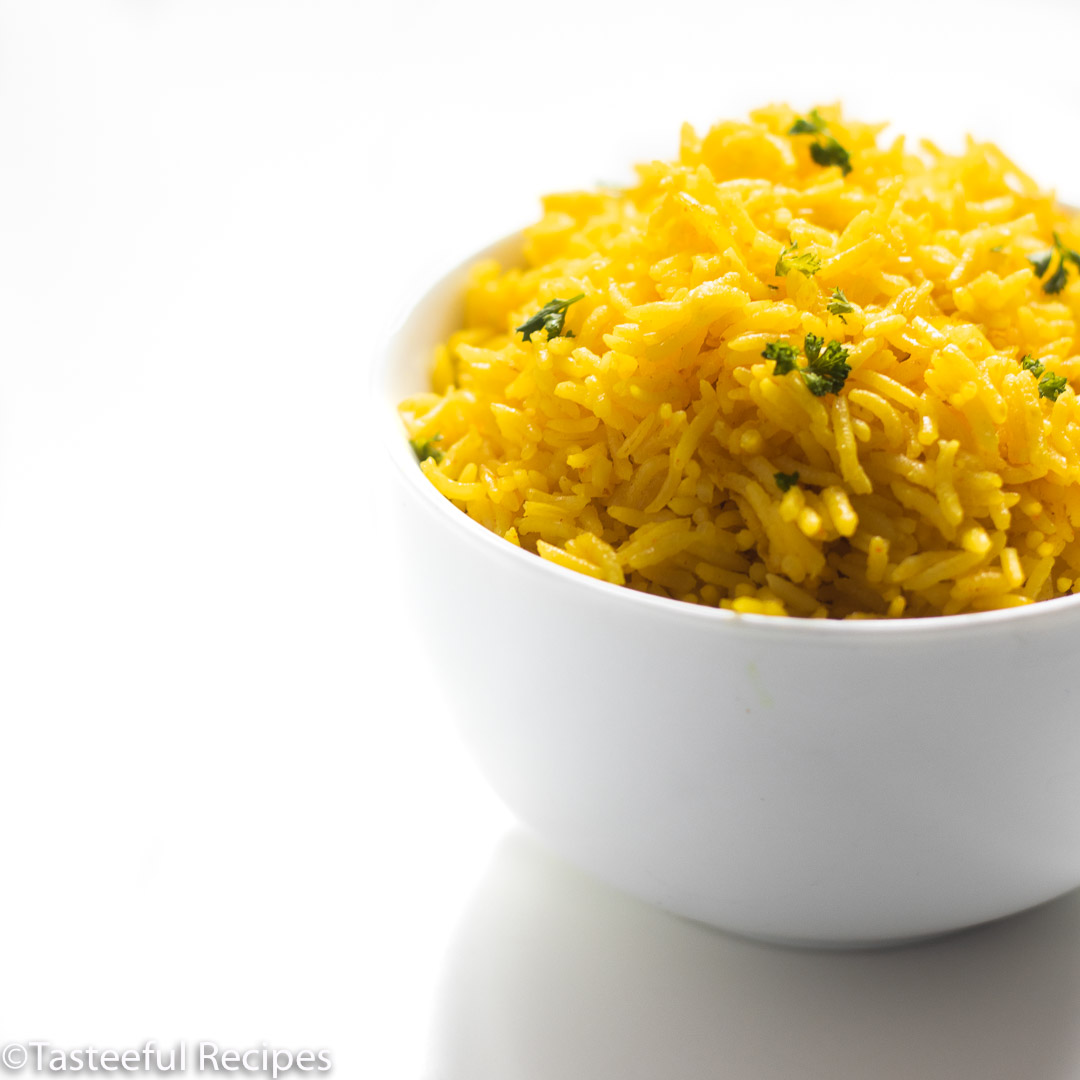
[399,105,1080,618]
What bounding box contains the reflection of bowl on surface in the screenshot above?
[428,832,1080,1078]
[377,233,1080,947]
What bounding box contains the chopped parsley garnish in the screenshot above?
[803,339,852,396]
[1020,355,1070,401]
[774,470,800,492]
[1028,233,1080,295]
[803,333,825,363]
[809,140,852,174]
[788,109,853,176]
[515,293,585,341]
[410,433,444,464]
[761,335,851,397]
[1029,251,1054,278]
[827,287,854,320]
[788,109,828,136]
[1045,264,1069,295]
[1039,372,1069,402]
[762,341,799,375]
[775,241,822,278]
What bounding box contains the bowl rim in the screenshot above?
[375,229,1080,638]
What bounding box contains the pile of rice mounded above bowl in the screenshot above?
[397,105,1080,619]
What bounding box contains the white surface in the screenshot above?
[429,831,1080,1080]
[0,0,1077,1077]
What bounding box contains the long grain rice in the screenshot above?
[399,105,1080,618]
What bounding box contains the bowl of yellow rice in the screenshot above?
[380,105,1080,945]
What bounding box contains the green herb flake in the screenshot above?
[775,241,822,278]
[802,333,824,363]
[803,338,852,397]
[1029,233,1080,295]
[774,470,800,493]
[515,293,585,342]
[789,110,853,176]
[827,287,854,320]
[809,138,852,175]
[1029,249,1055,278]
[1044,263,1069,295]
[1021,355,1045,377]
[787,109,826,136]
[410,433,444,464]
[762,336,851,397]
[762,341,799,375]
[1039,373,1069,402]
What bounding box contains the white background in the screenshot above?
[1,2,1079,1078]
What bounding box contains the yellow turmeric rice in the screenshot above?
[398,105,1080,618]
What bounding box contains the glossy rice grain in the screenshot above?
[398,105,1080,618]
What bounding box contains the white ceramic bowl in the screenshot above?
[377,233,1080,947]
